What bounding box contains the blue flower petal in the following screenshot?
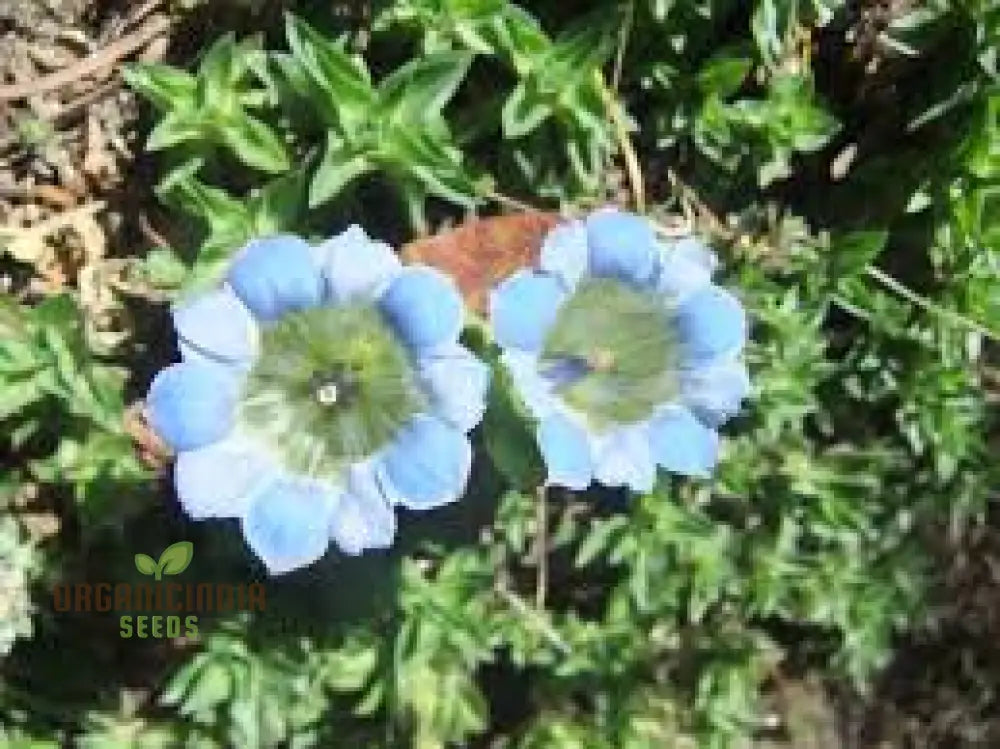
[585,208,658,287]
[501,350,559,417]
[419,344,489,432]
[540,220,588,291]
[242,474,338,574]
[316,225,402,303]
[146,362,240,451]
[658,236,718,302]
[227,234,323,322]
[680,359,750,427]
[592,423,657,492]
[380,266,463,353]
[677,285,748,364]
[648,405,720,477]
[537,412,593,489]
[172,286,259,366]
[328,462,396,555]
[489,269,565,352]
[377,415,472,510]
[174,435,276,519]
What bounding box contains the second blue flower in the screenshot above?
[489,208,750,493]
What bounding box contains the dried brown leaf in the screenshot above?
[401,212,561,314]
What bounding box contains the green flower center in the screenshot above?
[540,278,680,427]
[238,304,427,478]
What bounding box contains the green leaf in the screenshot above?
[541,15,616,86]
[156,163,249,237]
[378,51,474,124]
[650,0,677,21]
[141,247,190,290]
[252,169,308,234]
[196,33,245,105]
[134,553,157,576]
[575,516,628,568]
[697,55,753,99]
[493,6,550,75]
[501,81,552,139]
[146,111,203,151]
[482,364,544,490]
[383,127,479,207]
[158,541,194,576]
[324,644,378,692]
[832,230,889,277]
[751,0,784,65]
[354,680,384,716]
[285,14,374,132]
[309,133,372,207]
[123,62,196,111]
[758,153,792,187]
[217,112,291,173]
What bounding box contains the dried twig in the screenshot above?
[535,485,548,609]
[138,213,170,250]
[103,0,165,43]
[485,190,539,214]
[611,0,635,94]
[496,587,571,655]
[598,72,645,213]
[0,15,172,102]
[666,168,735,241]
[0,183,78,209]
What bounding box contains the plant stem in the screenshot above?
[496,587,571,656]
[865,265,1000,343]
[535,484,548,609]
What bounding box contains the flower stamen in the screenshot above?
[239,304,428,477]
[586,348,616,374]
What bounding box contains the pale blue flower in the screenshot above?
[146,227,488,574]
[489,208,749,493]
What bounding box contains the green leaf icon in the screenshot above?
[158,541,194,578]
[135,553,157,576]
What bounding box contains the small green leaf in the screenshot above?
[156,165,249,236]
[354,680,384,716]
[751,0,784,65]
[383,127,479,207]
[542,17,616,84]
[158,541,194,576]
[285,14,375,131]
[832,230,889,277]
[252,168,308,234]
[196,33,245,104]
[123,63,197,111]
[309,133,372,207]
[482,365,544,490]
[141,247,189,290]
[494,6,549,74]
[135,553,157,576]
[217,112,290,173]
[575,516,628,568]
[697,55,753,98]
[146,112,203,151]
[378,51,474,124]
[501,81,552,139]
[650,0,677,21]
[325,645,378,692]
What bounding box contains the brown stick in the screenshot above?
[0,15,172,102]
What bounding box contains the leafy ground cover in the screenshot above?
[1,0,998,746]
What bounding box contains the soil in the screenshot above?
[0,2,997,747]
